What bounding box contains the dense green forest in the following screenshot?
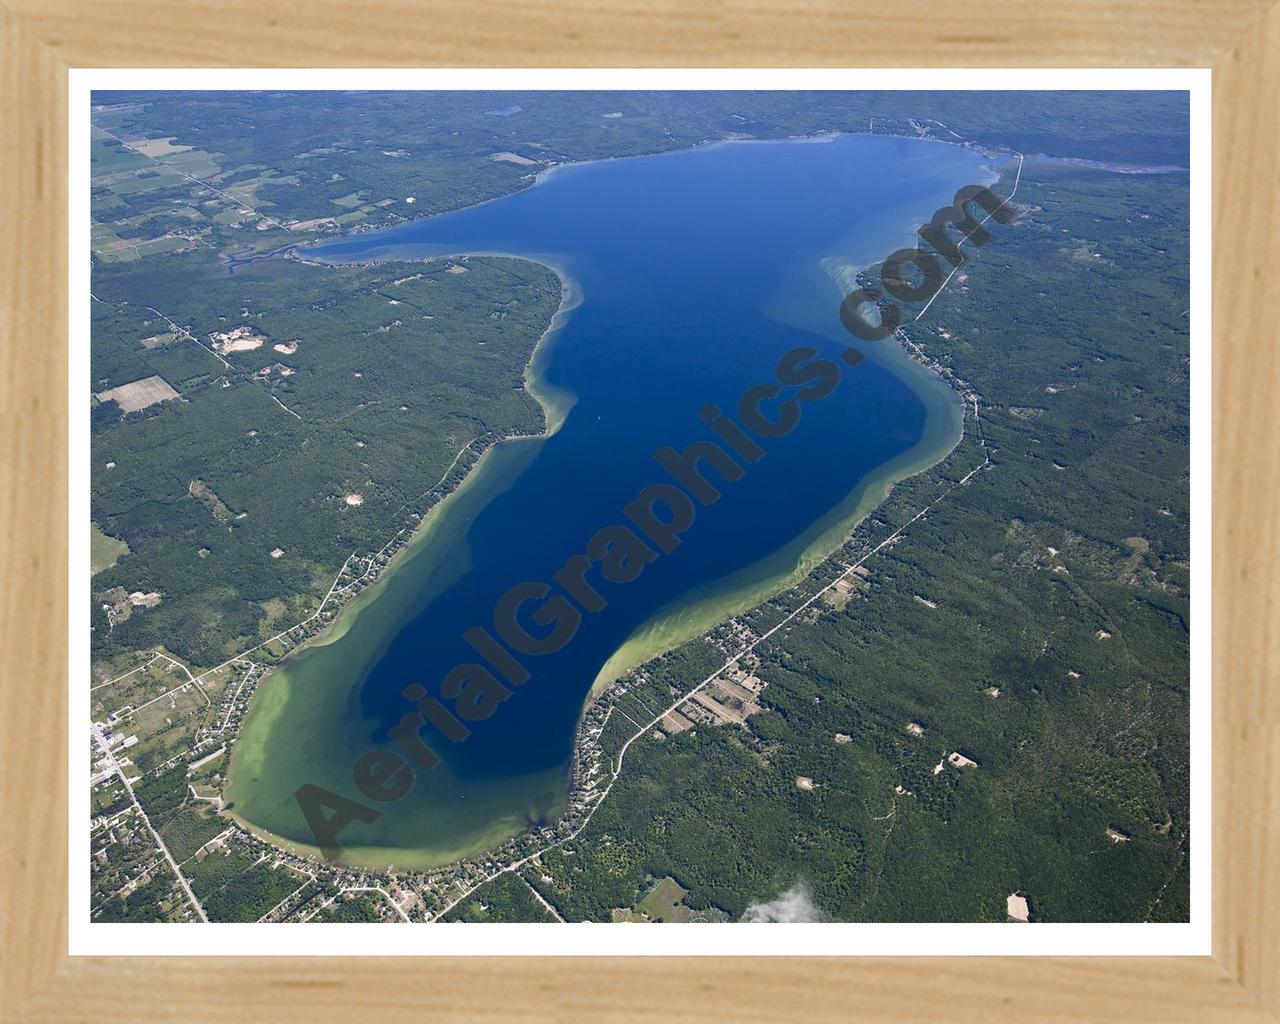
[439,871,559,923]
[90,254,559,667]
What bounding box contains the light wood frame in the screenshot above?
[2,3,1277,1020]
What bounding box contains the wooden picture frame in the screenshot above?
[2,2,1276,1019]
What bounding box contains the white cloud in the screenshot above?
[740,882,822,923]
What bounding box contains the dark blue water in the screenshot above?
[240,135,993,862]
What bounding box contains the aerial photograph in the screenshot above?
[87,89,1191,927]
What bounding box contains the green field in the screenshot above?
[90,522,129,574]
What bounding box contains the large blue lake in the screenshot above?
[227,134,996,866]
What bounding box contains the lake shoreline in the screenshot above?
[279,127,1007,258]
[224,134,1003,871]
[222,255,581,864]
[587,340,966,698]
[223,275,967,871]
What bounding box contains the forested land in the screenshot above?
[91,254,559,667]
